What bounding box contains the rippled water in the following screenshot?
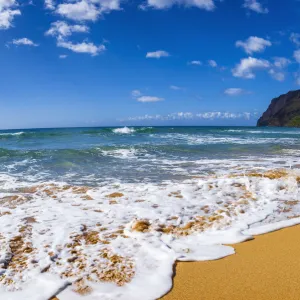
[0,126,300,184]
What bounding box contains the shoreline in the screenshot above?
[161,224,300,300]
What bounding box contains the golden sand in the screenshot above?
[162,225,300,300]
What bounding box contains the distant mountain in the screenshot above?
[257,90,300,127]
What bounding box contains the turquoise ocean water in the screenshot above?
[0,126,299,184]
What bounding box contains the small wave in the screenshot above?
[246,130,300,134]
[0,131,24,137]
[113,127,135,134]
[135,127,155,134]
[101,148,140,159]
[226,129,300,135]
[225,129,244,133]
[0,131,70,139]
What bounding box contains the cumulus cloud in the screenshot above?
[224,88,246,96]
[208,59,217,67]
[137,96,164,102]
[294,50,300,63]
[188,60,202,65]
[57,40,105,56]
[232,57,270,79]
[131,89,164,102]
[11,37,38,46]
[143,0,215,10]
[290,33,300,47]
[0,0,21,29]
[57,1,99,21]
[170,85,183,90]
[265,57,290,82]
[56,0,121,21]
[45,21,102,56]
[273,57,291,69]
[236,36,271,54]
[268,69,285,82]
[45,0,55,10]
[59,54,68,59]
[146,50,170,58]
[243,0,268,14]
[131,90,142,97]
[46,21,89,38]
[120,111,254,122]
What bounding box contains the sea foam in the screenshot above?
[0,168,299,299]
[112,127,135,134]
[0,131,24,136]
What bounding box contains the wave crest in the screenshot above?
[113,127,136,134]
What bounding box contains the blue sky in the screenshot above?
[0,0,300,128]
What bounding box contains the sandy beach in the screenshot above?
[162,225,300,300]
[1,127,300,299]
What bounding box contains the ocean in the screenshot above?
[0,126,300,299]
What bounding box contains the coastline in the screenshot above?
[162,225,300,300]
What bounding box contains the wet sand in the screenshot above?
[162,225,300,300]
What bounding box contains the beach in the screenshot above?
[0,126,300,299]
[162,224,300,300]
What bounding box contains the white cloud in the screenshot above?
[273,57,291,69]
[45,0,55,10]
[120,111,254,122]
[269,69,285,82]
[0,0,21,29]
[188,60,202,65]
[131,90,142,97]
[137,96,164,102]
[57,1,99,21]
[232,57,270,79]
[236,36,271,54]
[131,90,164,102]
[224,88,245,96]
[46,21,89,38]
[266,57,290,81]
[170,85,183,90]
[146,50,170,58]
[56,0,121,21]
[290,33,300,47]
[57,40,106,56]
[243,0,268,14]
[208,59,217,67]
[294,50,300,63]
[46,21,101,57]
[11,37,38,46]
[59,54,68,59]
[144,0,215,10]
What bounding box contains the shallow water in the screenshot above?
[0,126,299,184]
[0,126,299,299]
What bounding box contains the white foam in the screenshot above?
[244,217,300,236]
[0,132,24,136]
[226,129,300,135]
[154,133,297,145]
[100,148,151,160]
[112,127,135,134]
[101,148,139,159]
[0,168,299,299]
